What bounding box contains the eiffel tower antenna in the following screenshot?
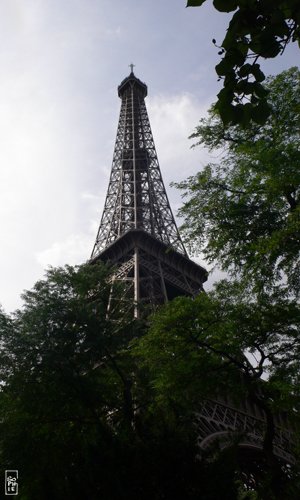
[91,70,207,317]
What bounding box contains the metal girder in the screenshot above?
[196,399,294,464]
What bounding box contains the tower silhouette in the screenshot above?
[91,69,207,316]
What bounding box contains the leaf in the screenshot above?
[253,82,269,98]
[217,86,234,105]
[251,64,265,83]
[236,80,254,95]
[215,58,234,76]
[251,101,271,124]
[242,102,254,124]
[250,34,281,58]
[227,46,247,66]
[216,101,239,126]
[186,0,207,6]
[213,0,238,12]
[238,63,253,78]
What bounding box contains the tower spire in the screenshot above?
[91,71,186,257]
[91,72,207,316]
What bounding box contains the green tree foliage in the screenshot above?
[0,263,142,499]
[186,0,300,125]
[0,263,243,499]
[132,66,300,496]
[137,281,300,420]
[136,281,300,498]
[174,67,300,294]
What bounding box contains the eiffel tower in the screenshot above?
[91,68,207,317]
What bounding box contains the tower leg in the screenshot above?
[134,247,140,319]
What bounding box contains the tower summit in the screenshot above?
[91,70,207,316]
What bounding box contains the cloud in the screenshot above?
[144,91,213,227]
[36,232,93,268]
[104,26,122,38]
[147,92,211,184]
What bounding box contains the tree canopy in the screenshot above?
[174,67,300,294]
[2,262,292,498]
[144,66,300,495]
[0,263,142,499]
[0,263,240,499]
[187,0,300,125]
[135,280,300,498]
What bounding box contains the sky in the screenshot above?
[0,0,298,313]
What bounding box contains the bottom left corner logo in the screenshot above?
[5,470,18,496]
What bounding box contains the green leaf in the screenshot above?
[213,0,238,12]
[227,47,247,66]
[242,102,254,124]
[253,82,269,98]
[215,58,234,76]
[217,86,234,105]
[250,35,281,58]
[251,101,271,124]
[236,80,254,95]
[186,0,206,6]
[216,101,242,126]
[238,63,253,78]
[251,64,265,83]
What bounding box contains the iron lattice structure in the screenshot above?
[91,71,207,316]
[196,398,294,465]
[91,72,186,256]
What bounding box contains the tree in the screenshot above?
[136,66,300,497]
[135,281,300,498]
[187,0,300,125]
[174,67,300,294]
[0,262,145,499]
[0,263,238,499]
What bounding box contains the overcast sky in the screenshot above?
[0,0,298,312]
